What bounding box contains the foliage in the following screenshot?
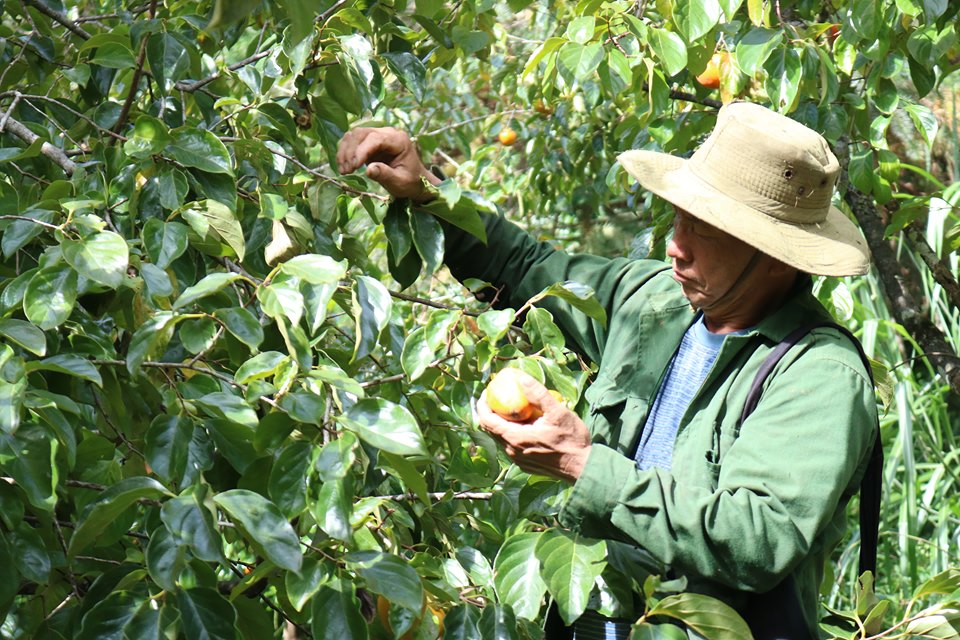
[1,0,959,639]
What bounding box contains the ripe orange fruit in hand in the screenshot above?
[486,368,538,421]
[498,127,518,145]
[696,52,728,89]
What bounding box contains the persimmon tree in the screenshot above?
[1,1,959,639]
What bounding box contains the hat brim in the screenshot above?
[618,150,871,277]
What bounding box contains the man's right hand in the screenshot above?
[336,127,441,202]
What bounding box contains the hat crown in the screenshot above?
[689,102,839,225]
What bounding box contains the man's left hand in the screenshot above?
[477,371,592,483]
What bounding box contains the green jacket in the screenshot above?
[443,212,878,633]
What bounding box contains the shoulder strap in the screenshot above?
[739,322,883,580]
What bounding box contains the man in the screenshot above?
[337,102,879,639]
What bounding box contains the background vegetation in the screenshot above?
[0,0,959,638]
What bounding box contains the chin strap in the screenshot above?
[697,249,763,312]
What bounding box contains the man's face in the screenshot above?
[666,208,760,312]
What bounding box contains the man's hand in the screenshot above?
[336,127,440,202]
[477,371,592,483]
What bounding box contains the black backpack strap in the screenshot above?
[739,322,882,579]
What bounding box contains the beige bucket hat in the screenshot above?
[618,101,871,276]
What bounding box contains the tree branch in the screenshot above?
[111,1,156,141]
[0,115,76,174]
[174,50,271,93]
[844,186,960,394]
[21,0,91,40]
[903,225,960,313]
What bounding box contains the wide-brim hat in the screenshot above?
[618,101,871,277]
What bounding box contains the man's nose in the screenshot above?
[667,228,690,262]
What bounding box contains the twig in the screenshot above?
[266,146,389,201]
[416,109,535,138]
[21,0,91,40]
[317,0,348,23]
[0,91,22,132]
[174,50,272,93]
[379,491,493,501]
[668,89,723,110]
[0,115,76,174]
[0,92,128,141]
[0,215,61,231]
[389,289,479,315]
[111,0,156,141]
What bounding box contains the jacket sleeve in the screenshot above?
[442,210,668,364]
[557,335,878,592]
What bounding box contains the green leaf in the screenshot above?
[145,527,186,591]
[179,317,217,353]
[62,231,129,289]
[90,41,136,69]
[0,378,25,434]
[347,550,423,611]
[194,392,258,429]
[477,308,515,342]
[235,351,288,384]
[557,42,604,84]
[69,477,173,555]
[208,0,262,29]
[168,127,233,175]
[1,209,55,258]
[352,275,391,363]
[410,208,444,275]
[124,600,174,640]
[142,219,189,269]
[400,326,434,381]
[647,28,687,77]
[145,414,194,485]
[566,16,595,44]
[735,27,781,75]
[528,281,607,326]
[76,590,142,640]
[161,490,224,562]
[494,532,548,620]
[905,101,939,148]
[310,580,368,640]
[647,592,752,640]
[25,354,102,387]
[213,489,302,572]
[0,318,46,356]
[913,568,960,599]
[313,476,352,541]
[142,263,174,299]
[443,604,481,639]
[173,272,241,310]
[176,588,238,640]
[382,52,427,102]
[214,307,263,349]
[0,425,58,511]
[380,451,430,506]
[416,195,488,243]
[258,279,304,326]
[848,146,874,194]
[269,440,314,518]
[124,115,172,159]
[23,264,77,330]
[159,167,189,210]
[477,604,519,640]
[340,398,428,456]
[147,32,189,93]
[126,312,180,374]
[285,556,331,612]
[673,0,722,42]
[280,254,348,284]
[535,529,607,625]
[522,36,566,80]
[181,200,246,262]
[763,46,802,111]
